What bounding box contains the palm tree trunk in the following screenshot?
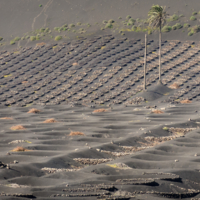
[144,34,147,90]
[159,25,162,84]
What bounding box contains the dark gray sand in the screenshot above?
[0,101,200,199]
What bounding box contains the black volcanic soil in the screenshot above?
[0,102,200,199]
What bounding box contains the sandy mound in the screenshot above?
[10,125,25,130]
[28,108,40,114]
[152,110,164,114]
[0,117,13,120]
[93,109,108,113]
[11,146,29,152]
[169,83,180,89]
[180,99,192,104]
[42,118,58,123]
[69,131,85,136]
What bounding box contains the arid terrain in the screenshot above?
[0,0,200,199]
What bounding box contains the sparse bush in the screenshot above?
[132,25,137,31]
[188,32,193,36]
[172,25,177,30]
[148,29,152,35]
[192,11,197,15]
[105,23,113,28]
[162,26,172,32]
[21,37,25,40]
[63,27,67,31]
[39,4,42,7]
[45,28,49,32]
[36,35,40,40]
[87,23,91,27]
[69,24,75,28]
[40,28,45,32]
[169,14,179,21]
[175,23,182,29]
[54,27,59,31]
[128,18,135,25]
[127,23,131,26]
[108,19,114,23]
[58,27,63,32]
[190,16,196,21]
[126,15,131,19]
[102,20,107,24]
[118,17,122,19]
[0,37,3,41]
[30,36,36,41]
[191,25,200,33]
[62,24,68,28]
[179,14,184,17]
[72,30,76,32]
[77,22,81,25]
[10,40,15,45]
[183,23,190,28]
[55,36,62,41]
[14,37,20,41]
[26,35,30,39]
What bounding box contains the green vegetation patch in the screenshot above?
[183,23,190,28]
[168,14,179,21]
[10,40,15,45]
[55,35,62,41]
[105,23,113,28]
[30,36,36,41]
[0,37,3,41]
[192,11,198,15]
[190,16,196,21]
[14,37,20,41]
[162,26,172,32]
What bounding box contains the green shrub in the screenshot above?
[163,127,169,131]
[40,28,45,32]
[118,17,122,19]
[26,36,30,39]
[126,15,131,19]
[169,14,179,21]
[183,23,190,28]
[190,16,196,21]
[127,23,131,26]
[175,23,182,29]
[87,23,91,27]
[30,36,36,41]
[58,27,63,32]
[131,25,137,31]
[108,19,114,23]
[21,37,25,40]
[101,28,104,30]
[188,32,193,36]
[128,18,135,25]
[105,23,113,28]
[55,35,62,41]
[102,20,107,24]
[39,4,42,7]
[0,37,3,41]
[69,24,75,28]
[77,22,82,25]
[63,27,67,31]
[191,25,200,33]
[45,28,49,32]
[54,27,59,31]
[36,36,40,40]
[10,40,15,45]
[192,11,197,15]
[179,14,184,17]
[162,26,172,32]
[148,29,152,35]
[172,25,177,30]
[62,24,68,28]
[14,37,20,41]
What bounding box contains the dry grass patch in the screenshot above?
[180,99,192,104]
[93,109,108,113]
[0,117,13,120]
[36,42,46,46]
[28,108,40,113]
[169,83,180,89]
[10,125,25,130]
[152,110,164,114]
[43,118,58,123]
[11,146,29,152]
[22,81,28,84]
[69,131,85,136]
[72,62,78,66]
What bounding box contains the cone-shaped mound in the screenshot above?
[136,81,173,101]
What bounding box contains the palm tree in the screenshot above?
[148,5,168,84]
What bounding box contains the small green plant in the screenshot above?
[58,27,63,32]
[39,4,42,7]
[188,32,193,36]
[63,27,67,31]
[192,11,197,15]
[54,27,59,31]
[175,23,182,29]
[102,20,107,24]
[190,16,196,21]
[127,23,131,26]
[172,25,177,30]
[126,15,131,19]
[191,25,200,33]
[101,28,104,30]
[131,25,137,31]
[21,37,25,40]
[108,19,114,23]
[77,22,81,25]
[179,14,184,17]
[55,35,62,41]
[105,23,113,28]
[26,35,30,39]
[128,18,135,25]
[162,26,172,32]
[44,28,49,33]
[148,29,152,35]
[62,24,68,28]
[10,40,15,45]
[30,36,36,41]
[163,127,169,131]
[87,23,91,27]
[36,36,40,40]
[118,17,122,19]
[169,14,179,21]
[0,37,3,41]
[40,28,45,32]
[14,37,20,41]
[69,24,75,28]
[183,23,190,28]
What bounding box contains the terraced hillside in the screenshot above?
[0,35,200,107]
